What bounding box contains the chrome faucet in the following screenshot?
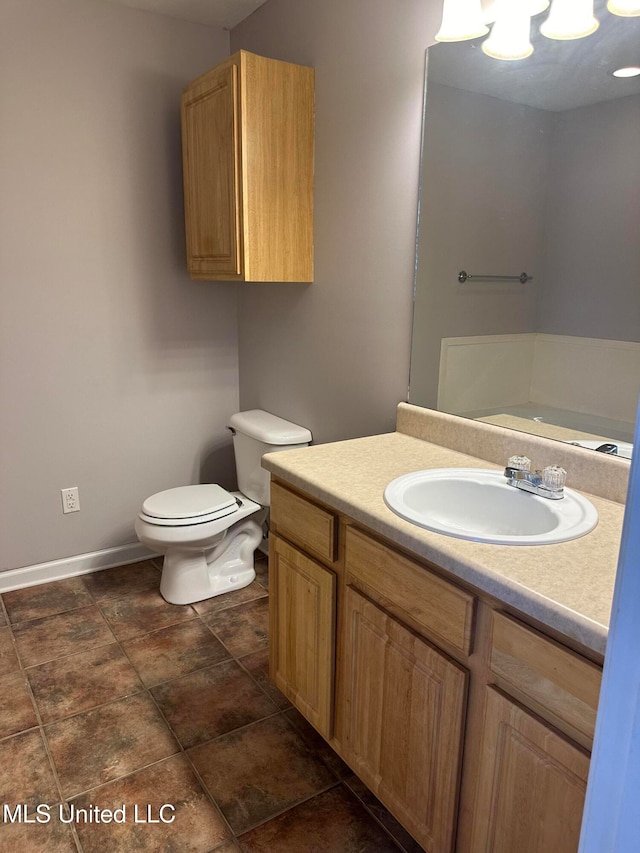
[504,456,566,500]
[595,443,618,455]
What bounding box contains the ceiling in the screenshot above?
[429,0,640,112]
[97,0,269,29]
[95,0,640,108]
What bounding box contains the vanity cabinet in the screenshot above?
[463,610,599,853]
[269,481,338,740]
[268,478,602,853]
[181,50,314,282]
[341,585,467,853]
[470,688,589,853]
[269,535,336,739]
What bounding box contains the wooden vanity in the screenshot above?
[264,406,626,853]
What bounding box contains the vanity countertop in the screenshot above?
[262,427,625,657]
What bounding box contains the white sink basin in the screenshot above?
[384,468,598,545]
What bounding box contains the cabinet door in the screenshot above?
[341,586,468,853]
[470,687,589,853]
[270,535,336,739]
[181,63,242,278]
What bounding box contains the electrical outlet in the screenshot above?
[61,487,80,514]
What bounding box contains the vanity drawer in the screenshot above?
[270,481,338,564]
[489,611,601,742]
[345,526,475,656]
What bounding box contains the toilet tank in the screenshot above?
[228,410,312,506]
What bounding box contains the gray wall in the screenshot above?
[232,0,442,444]
[1,0,443,572]
[540,95,640,341]
[0,0,235,571]
[410,83,551,408]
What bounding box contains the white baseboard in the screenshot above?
[0,543,158,594]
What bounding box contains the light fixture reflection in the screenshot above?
[540,0,600,39]
[607,0,640,15]
[435,0,489,42]
[482,2,534,60]
[613,66,640,77]
[528,0,551,13]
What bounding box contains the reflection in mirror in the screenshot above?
[409,0,640,460]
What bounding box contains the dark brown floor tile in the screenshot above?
[204,598,269,657]
[12,605,114,667]
[99,587,195,641]
[151,660,277,749]
[283,707,352,780]
[345,775,426,853]
[3,577,94,624]
[0,729,59,807]
[0,600,7,627]
[239,785,404,852]
[0,814,78,852]
[121,620,229,687]
[239,648,290,710]
[254,553,269,588]
[45,693,178,797]
[189,714,336,834]
[71,754,230,853]
[27,643,143,723]
[82,560,160,602]
[0,671,38,738]
[213,843,243,853]
[191,580,267,616]
[0,625,20,676]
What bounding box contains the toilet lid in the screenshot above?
[141,485,237,521]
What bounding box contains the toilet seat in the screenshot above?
[140,485,240,527]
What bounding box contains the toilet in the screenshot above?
[135,410,312,605]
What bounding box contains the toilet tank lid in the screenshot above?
[228,410,312,445]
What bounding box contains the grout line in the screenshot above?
[234,778,343,839]
[123,636,245,847]
[21,636,122,671]
[109,586,279,848]
[93,599,199,644]
[22,638,130,672]
[0,557,419,853]
[0,601,85,850]
[341,781,413,853]
[8,599,106,631]
[1,561,273,849]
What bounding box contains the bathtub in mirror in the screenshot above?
[409,0,640,459]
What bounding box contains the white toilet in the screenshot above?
[135,410,312,605]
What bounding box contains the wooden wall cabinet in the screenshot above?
[181,50,314,282]
[268,479,602,853]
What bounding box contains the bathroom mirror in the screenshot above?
[409,0,640,459]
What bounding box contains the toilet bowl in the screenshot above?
[135,410,312,605]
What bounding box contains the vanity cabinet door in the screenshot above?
[269,535,336,740]
[341,586,468,853]
[470,687,589,853]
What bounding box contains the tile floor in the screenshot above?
[0,554,425,852]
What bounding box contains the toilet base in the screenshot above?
[159,518,263,605]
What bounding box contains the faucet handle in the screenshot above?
[508,455,531,472]
[543,465,566,492]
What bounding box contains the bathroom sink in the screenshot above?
[383,468,598,545]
